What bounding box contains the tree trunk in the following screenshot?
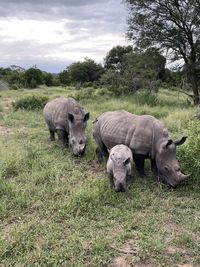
[186,57,200,105]
[189,68,200,105]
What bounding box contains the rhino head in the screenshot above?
[155,136,189,187]
[68,112,89,156]
[111,154,131,192]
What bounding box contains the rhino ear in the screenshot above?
[83,112,89,122]
[110,153,115,161]
[124,157,130,165]
[68,113,74,123]
[174,136,187,146]
[165,139,173,148]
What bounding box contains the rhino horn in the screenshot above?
[178,173,190,182]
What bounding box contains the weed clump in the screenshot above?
[178,120,200,184]
[133,91,160,107]
[12,95,48,111]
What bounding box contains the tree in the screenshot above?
[43,72,54,86]
[24,67,43,88]
[125,0,200,105]
[59,69,70,86]
[104,45,133,71]
[101,49,166,94]
[0,66,25,89]
[68,58,104,84]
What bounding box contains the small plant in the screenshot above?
[178,120,200,185]
[12,95,48,110]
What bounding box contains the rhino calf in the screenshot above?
[107,144,133,192]
[43,97,89,156]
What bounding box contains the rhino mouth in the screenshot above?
[158,172,189,188]
[73,146,86,157]
[115,183,126,192]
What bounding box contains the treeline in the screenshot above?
[0,47,191,93]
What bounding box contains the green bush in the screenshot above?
[73,88,95,101]
[133,91,160,107]
[12,95,48,110]
[178,120,200,185]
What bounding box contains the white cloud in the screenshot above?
[0,0,129,72]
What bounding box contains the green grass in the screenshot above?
[0,86,199,267]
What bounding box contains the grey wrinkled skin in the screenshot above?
[93,110,188,188]
[43,97,89,156]
[107,144,133,192]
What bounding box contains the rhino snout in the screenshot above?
[159,169,189,188]
[115,182,126,192]
[72,144,86,156]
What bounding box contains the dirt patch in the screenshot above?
[165,245,193,266]
[177,265,193,267]
[164,222,182,233]
[111,239,146,267]
[86,160,105,177]
[0,125,11,135]
[163,221,183,243]
[166,245,187,255]
[111,256,130,267]
[132,264,155,267]
[1,218,22,242]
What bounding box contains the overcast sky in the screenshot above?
[0,0,129,73]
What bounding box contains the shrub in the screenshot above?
[73,88,95,101]
[133,91,160,107]
[12,95,48,111]
[178,120,200,185]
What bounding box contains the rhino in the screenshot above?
[43,97,89,156]
[107,144,133,192]
[93,110,188,188]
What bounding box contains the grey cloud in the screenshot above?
[0,0,111,19]
[0,0,128,72]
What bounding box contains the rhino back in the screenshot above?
[97,111,166,157]
[43,97,84,131]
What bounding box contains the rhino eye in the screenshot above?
[164,166,169,171]
[71,139,75,144]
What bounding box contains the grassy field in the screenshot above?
[0,86,199,267]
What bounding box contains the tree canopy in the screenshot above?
[104,45,133,71]
[125,0,200,104]
[68,58,104,84]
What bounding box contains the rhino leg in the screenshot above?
[93,120,108,163]
[57,129,69,149]
[133,154,146,177]
[108,173,114,189]
[49,129,55,141]
[151,159,158,176]
[95,144,108,163]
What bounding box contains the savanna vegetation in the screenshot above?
[0,86,199,267]
[0,1,200,266]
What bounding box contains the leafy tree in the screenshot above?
[104,45,133,71]
[24,67,43,88]
[43,72,54,86]
[68,58,104,84]
[101,48,166,95]
[125,0,200,105]
[0,66,25,90]
[59,69,70,86]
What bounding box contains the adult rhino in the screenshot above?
[43,97,89,156]
[93,110,188,187]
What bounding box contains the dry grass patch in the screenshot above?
[0,125,11,135]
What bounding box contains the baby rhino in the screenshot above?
[107,144,133,192]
